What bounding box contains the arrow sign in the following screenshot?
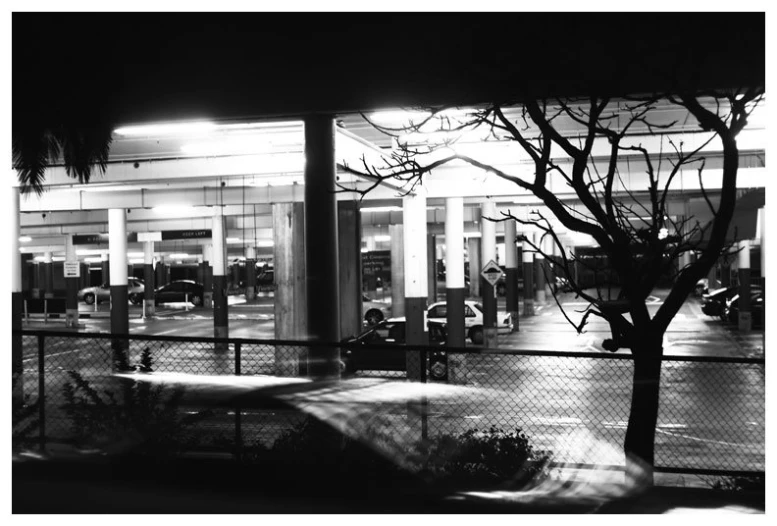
[481,260,503,286]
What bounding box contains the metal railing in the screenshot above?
[13,329,765,478]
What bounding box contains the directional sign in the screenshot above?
[481,260,503,287]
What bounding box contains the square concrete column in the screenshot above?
[203,244,213,308]
[522,233,535,316]
[338,201,362,340]
[445,197,467,383]
[467,236,481,298]
[245,246,257,301]
[389,224,405,318]
[535,233,546,304]
[143,240,155,317]
[64,235,79,328]
[738,240,752,332]
[273,202,307,376]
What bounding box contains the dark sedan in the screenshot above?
[130,280,205,306]
[701,285,762,317]
[341,318,447,375]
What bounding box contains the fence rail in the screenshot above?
[13,329,765,478]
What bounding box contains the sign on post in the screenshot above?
[481,260,503,287]
[63,261,81,278]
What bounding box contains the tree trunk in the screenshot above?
[624,343,663,487]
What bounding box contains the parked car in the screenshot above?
[130,280,204,306]
[362,294,392,325]
[723,291,764,327]
[701,285,762,317]
[341,317,447,374]
[79,278,145,305]
[427,300,513,344]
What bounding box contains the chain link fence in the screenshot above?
[14,330,764,476]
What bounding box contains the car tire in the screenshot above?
[129,295,141,305]
[364,309,383,325]
[190,294,203,307]
[469,326,484,345]
[84,293,95,305]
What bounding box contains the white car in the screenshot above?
[362,294,392,325]
[427,300,513,344]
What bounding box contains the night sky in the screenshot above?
[13,12,765,127]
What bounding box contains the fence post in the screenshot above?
[43,299,48,324]
[24,299,29,322]
[37,334,46,454]
[234,342,242,460]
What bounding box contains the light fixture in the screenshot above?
[181,137,273,156]
[19,236,32,242]
[126,252,144,258]
[374,235,391,242]
[368,110,432,126]
[168,253,192,259]
[84,257,102,263]
[153,205,194,216]
[255,240,274,247]
[226,237,242,244]
[658,228,669,240]
[114,121,217,137]
[129,258,144,265]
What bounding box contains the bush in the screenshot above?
[240,419,550,491]
[61,347,210,457]
[710,475,765,493]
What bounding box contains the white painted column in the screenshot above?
[444,197,466,382]
[480,200,498,347]
[504,218,519,328]
[212,208,229,347]
[143,240,155,317]
[403,188,428,380]
[64,235,79,328]
[522,232,535,316]
[109,208,129,368]
[738,239,752,332]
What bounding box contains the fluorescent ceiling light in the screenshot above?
[127,252,143,258]
[153,205,194,216]
[181,137,273,156]
[19,236,32,242]
[255,240,274,247]
[168,253,193,259]
[360,247,369,253]
[373,235,391,242]
[84,257,102,263]
[226,238,242,244]
[52,256,66,262]
[360,206,402,213]
[114,121,217,137]
[76,249,108,256]
[369,110,431,126]
[129,258,144,265]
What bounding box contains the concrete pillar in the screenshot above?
[12,187,23,406]
[542,234,553,298]
[481,200,498,348]
[203,244,213,308]
[535,233,546,304]
[445,197,466,348]
[212,209,229,346]
[273,203,307,375]
[523,233,535,316]
[738,240,751,332]
[339,201,362,340]
[467,236,481,298]
[504,218,519,330]
[143,241,155,317]
[404,189,428,380]
[109,208,129,368]
[245,246,257,301]
[42,251,53,298]
[101,252,110,287]
[304,114,340,380]
[390,224,405,318]
[231,260,240,292]
[427,234,437,302]
[64,235,79,328]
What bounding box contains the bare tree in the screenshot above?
[339,90,764,484]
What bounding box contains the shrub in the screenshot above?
[710,475,765,493]
[61,347,210,457]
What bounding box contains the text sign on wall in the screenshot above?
[161,229,212,240]
[63,261,81,278]
[73,233,137,245]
